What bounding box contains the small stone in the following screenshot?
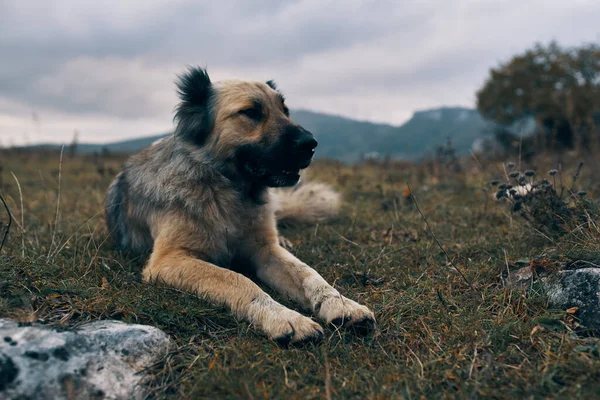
[506,266,533,288]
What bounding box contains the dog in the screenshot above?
[105,67,375,344]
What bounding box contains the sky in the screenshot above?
[0,0,599,146]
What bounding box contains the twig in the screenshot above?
[469,150,485,172]
[502,163,510,182]
[243,382,255,400]
[48,146,64,259]
[0,192,12,253]
[407,182,475,291]
[50,208,106,259]
[328,226,362,248]
[502,248,510,287]
[571,260,600,268]
[558,164,565,199]
[469,346,479,380]
[10,172,25,258]
[517,120,524,171]
[571,161,583,192]
[324,353,332,400]
[83,231,115,277]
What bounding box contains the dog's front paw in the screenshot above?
[316,295,375,334]
[250,298,323,346]
[278,235,294,250]
[266,308,324,346]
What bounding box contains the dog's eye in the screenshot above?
[239,107,262,121]
[282,106,290,116]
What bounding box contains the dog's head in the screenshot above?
[173,67,317,188]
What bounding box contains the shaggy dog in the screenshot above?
[105,68,375,344]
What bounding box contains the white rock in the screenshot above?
[505,266,600,334]
[544,268,600,333]
[0,319,171,400]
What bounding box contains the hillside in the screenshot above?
[27,107,493,162]
[291,110,397,162]
[77,135,169,154]
[375,107,492,159]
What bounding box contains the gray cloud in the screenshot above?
[0,0,599,145]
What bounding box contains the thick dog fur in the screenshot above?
[105,68,374,344]
[273,180,341,227]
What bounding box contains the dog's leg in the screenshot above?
[143,240,323,344]
[251,243,375,331]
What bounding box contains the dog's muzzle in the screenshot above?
[240,127,318,188]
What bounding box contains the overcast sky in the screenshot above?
[0,0,599,146]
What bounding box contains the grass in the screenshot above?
[1,149,600,399]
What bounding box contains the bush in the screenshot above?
[492,162,599,236]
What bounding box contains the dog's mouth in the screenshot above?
[236,139,315,188]
[244,161,302,187]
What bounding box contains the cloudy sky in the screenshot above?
[0,0,599,146]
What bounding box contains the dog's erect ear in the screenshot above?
[266,80,286,104]
[266,80,277,90]
[174,67,214,145]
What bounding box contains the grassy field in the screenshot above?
[1,149,599,399]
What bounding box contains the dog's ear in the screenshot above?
[266,80,286,102]
[174,67,214,145]
[266,80,277,90]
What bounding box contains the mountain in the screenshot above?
[27,107,492,162]
[290,110,397,162]
[374,107,492,160]
[294,107,492,161]
[75,134,169,154]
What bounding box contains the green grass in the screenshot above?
[1,150,600,399]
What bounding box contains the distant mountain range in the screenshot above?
[31,107,494,162]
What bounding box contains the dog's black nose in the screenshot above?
[294,134,318,152]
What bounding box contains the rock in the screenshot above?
[505,264,600,334]
[0,319,171,400]
[506,266,533,288]
[543,268,600,334]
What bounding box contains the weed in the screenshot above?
[492,162,599,238]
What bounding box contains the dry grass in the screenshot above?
[0,149,599,399]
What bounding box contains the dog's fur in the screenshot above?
[105,68,374,344]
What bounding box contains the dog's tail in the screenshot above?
[273,180,341,227]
